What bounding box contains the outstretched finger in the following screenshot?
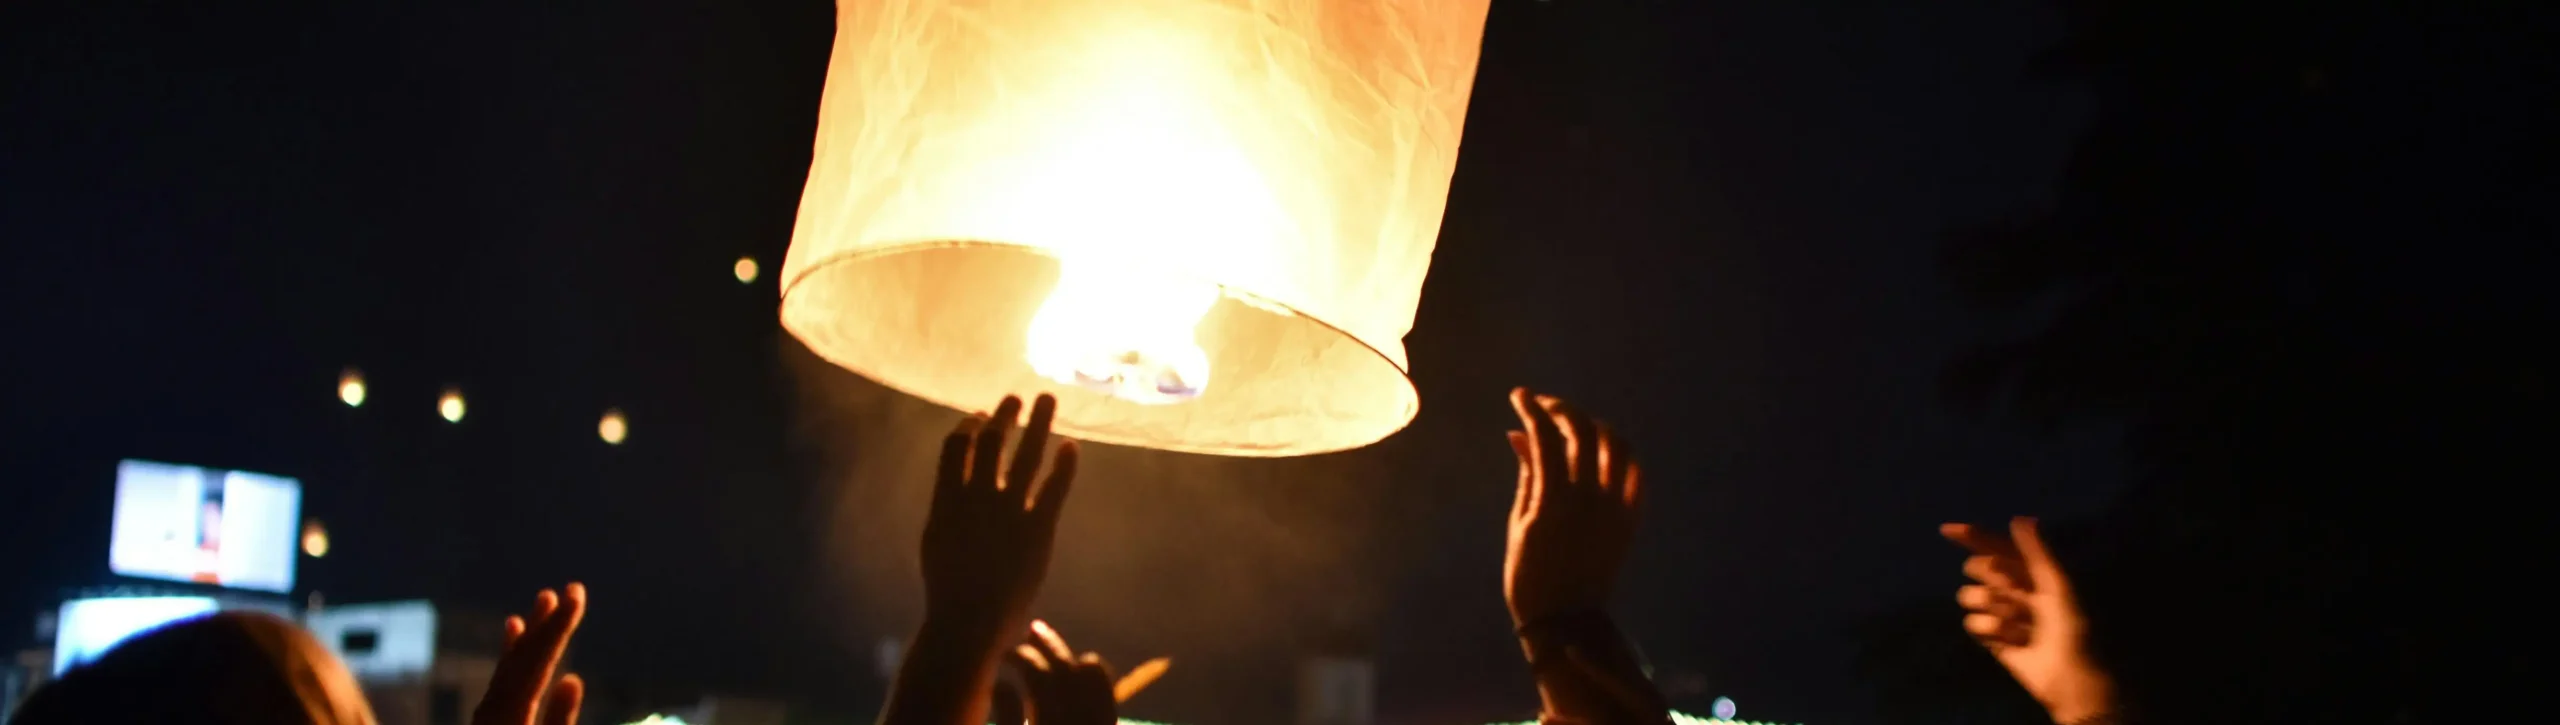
[539,674,583,725]
[1031,440,1080,525]
[504,616,526,651]
[531,588,559,624]
[1941,523,2022,559]
[970,397,1024,489]
[1963,612,2030,648]
[1507,431,1536,519]
[937,417,979,495]
[1596,422,1635,502]
[1956,585,2025,620]
[1510,388,1567,493]
[1113,657,1171,703]
[1962,555,2024,592]
[2010,517,2071,598]
[1010,643,1054,674]
[1005,394,1058,503]
[1622,463,1646,512]
[1537,395,1599,488]
[1030,620,1078,667]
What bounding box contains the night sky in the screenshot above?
[3,2,2123,724]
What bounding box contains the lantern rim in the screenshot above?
[780,240,1420,457]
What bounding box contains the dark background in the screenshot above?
[36,0,2534,723]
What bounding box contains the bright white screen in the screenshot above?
[108,459,301,593]
[304,600,438,681]
[52,596,220,675]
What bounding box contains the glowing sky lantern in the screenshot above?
[438,388,466,423]
[337,369,366,407]
[598,408,629,445]
[779,0,1492,456]
[301,520,330,558]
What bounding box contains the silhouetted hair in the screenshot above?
[10,611,375,725]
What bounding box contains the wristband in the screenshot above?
[1516,610,1617,641]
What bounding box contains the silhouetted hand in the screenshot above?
[1945,518,2116,724]
[473,583,586,725]
[880,394,1081,725]
[1503,388,1666,725]
[922,394,1080,638]
[996,620,1118,725]
[1504,388,1641,627]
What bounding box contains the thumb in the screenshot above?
[538,674,583,725]
[2009,517,2072,599]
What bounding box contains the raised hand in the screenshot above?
[1504,388,1641,627]
[881,394,1082,725]
[921,394,1081,639]
[1503,388,1666,725]
[472,583,587,725]
[1944,518,2116,724]
[996,620,1119,725]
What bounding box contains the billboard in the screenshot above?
[52,596,221,675]
[108,459,301,593]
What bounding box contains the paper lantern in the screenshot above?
[301,520,330,558]
[598,408,629,445]
[337,368,366,408]
[781,0,1491,456]
[437,388,466,423]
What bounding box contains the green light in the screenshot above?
[1488,714,1798,725]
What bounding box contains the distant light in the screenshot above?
[623,716,693,725]
[598,409,628,445]
[1712,697,1736,720]
[733,256,759,284]
[302,520,330,558]
[338,370,367,407]
[438,388,466,423]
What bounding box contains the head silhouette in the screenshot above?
[11,611,375,725]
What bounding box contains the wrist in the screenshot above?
[2038,669,2118,725]
[914,615,1013,661]
[1515,610,1613,656]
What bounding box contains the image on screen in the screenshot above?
[52,596,220,675]
[108,459,302,593]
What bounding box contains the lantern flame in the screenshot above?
[1026,260,1218,404]
[1001,36,1289,405]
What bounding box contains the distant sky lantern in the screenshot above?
[337,369,366,408]
[734,256,760,284]
[438,388,466,423]
[301,520,330,558]
[780,0,1492,456]
[598,408,629,445]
